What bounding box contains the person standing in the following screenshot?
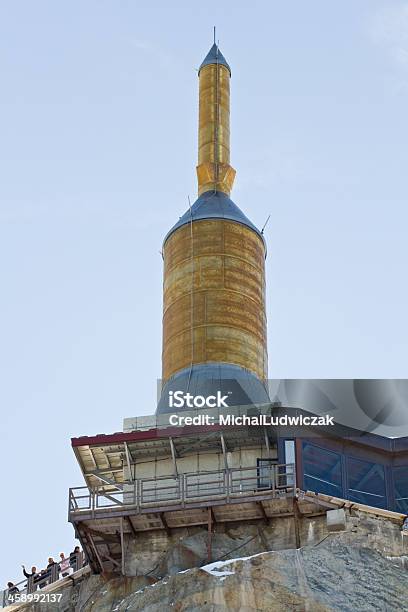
[38,569,48,589]
[46,557,58,583]
[22,565,38,592]
[6,582,20,604]
[59,553,70,577]
[69,546,81,572]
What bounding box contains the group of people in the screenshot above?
[6,547,84,600]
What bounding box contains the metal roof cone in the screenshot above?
[199,43,231,74]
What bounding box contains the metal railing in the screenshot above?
[69,463,296,517]
[1,553,85,609]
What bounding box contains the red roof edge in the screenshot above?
[71,424,225,448]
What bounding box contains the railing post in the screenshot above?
[68,489,72,522]
[140,479,144,507]
[226,467,230,502]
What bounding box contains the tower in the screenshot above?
[157,42,269,412]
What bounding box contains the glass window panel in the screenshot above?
[257,459,276,489]
[285,440,296,487]
[393,466,408,513]
[302,442,343,497]
[347,457,386,509]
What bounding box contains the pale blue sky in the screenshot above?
[1,0,408,587]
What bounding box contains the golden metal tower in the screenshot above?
[158,42,269,412]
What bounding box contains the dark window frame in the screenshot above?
[256,457,277,490]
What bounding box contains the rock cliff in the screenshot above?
[6,506,408,611]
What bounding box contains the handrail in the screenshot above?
[1,553,85,609]
[69,463,296,516]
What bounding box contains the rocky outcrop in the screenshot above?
[6,506,408,611]
[113,540,408,612]
[7,538,408,611]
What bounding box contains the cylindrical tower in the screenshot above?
[158,43,269,413]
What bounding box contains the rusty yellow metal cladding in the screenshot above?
[197,63,235,196]
[162,219,267,382]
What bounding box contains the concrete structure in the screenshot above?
[68,405,294,574]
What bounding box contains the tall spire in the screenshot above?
[157,39,268,414]
[196,42,235,196]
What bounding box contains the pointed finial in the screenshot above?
[198,40,231,75]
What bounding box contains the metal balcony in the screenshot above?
[69,463,296,521]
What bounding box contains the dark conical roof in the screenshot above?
[157,363,270,413]
[199,43,231,75]
[163,191,264,245]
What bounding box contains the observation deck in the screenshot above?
[69,461,296,574]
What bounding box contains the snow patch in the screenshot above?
[386,555,408,564]
[200,550,271,578]
[203,566,235,578]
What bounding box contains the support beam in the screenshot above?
[207,507,213,562]
[90,473,124,491]
[257,500,269,524]
[293,498,301,549]
[160,512,171,535]
[169,437,178,477]
[83,526,120,544]
[220,433,228,469]
[84,467,123,477]
[124,442,134,482]
[86,532,105,573]
[100,493,124,506]
[300,494,339,510]
[210,507,216,524]
[88,448,98,469]
[126,516,137,537]
[176,432,219,456]
[101,553,121,570]
[264,427,271,458]
[120,518,125,575]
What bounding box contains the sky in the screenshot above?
[1,0,408,589]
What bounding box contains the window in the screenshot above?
[393,466,408,513]
[302,442,343,497]
[346,457,386,508]
[284,440,296,487]
[257,458,276,489]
